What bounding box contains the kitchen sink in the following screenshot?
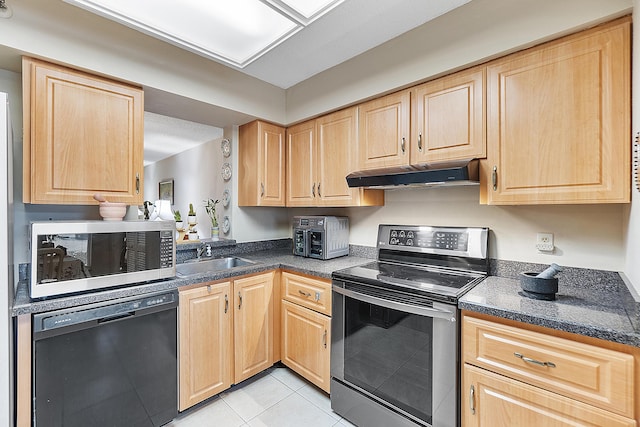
[176,257,257,277]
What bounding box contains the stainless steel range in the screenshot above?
[331,225,489,427]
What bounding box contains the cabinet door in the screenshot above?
[179,282,232,410]
[484,18,630,204]
[234,272,275,383]
[286,120,316,206]
[23,57,143,205]
[412,66,485,164]
[239,121,286,206]
[281,300,331,393]
[463,364,635,427]
[260,122,286,206]
[358,90,410,169]
[316,107,371,206]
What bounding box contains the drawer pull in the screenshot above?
[298,290,312,298]
[514,352,556,368]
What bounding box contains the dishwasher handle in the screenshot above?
[33,290,178,340]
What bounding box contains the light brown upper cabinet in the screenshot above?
[22,57,144,205]
[411,66,486,163]
[286,107,383,207]
[238,120,286,207]
[483,17,631,205]
[358,90,411,170]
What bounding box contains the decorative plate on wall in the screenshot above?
[222,216,231,234]
[221,138,231,158]
[221,163,232,181]
[222,189,230,207]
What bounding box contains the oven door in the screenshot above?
[331,278,459,427]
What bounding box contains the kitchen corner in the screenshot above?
[460,268,640,347]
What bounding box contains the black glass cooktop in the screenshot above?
[332,261,484,301]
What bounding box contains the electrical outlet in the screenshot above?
[536,232,554,252]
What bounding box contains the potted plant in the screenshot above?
[187,203,197,226]
[204,198,220,239]
[174,210,183,228]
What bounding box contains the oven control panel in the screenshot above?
[388,229,468,251]
[377,225,488,259]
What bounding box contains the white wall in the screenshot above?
[144,127,290,242]
[623,0,640,295]
[341,188,624,271]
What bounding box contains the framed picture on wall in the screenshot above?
[158,179,174,204]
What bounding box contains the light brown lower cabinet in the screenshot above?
[179,281,233,411]
[234,271,276,383]
[462,313,639,427]
[280,271,332,393]
[179,271,277,410]
[281,299,331,392]
[463,364,635,427]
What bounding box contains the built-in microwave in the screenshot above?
[30,220,176,298]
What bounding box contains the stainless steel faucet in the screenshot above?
[197,243,212,261]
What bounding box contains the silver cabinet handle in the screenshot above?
[224,294,229,314]
[401,137,406,153]
[312,183,316,197]
[135,173,140,194]
[315,292,321,302]
[418,133,422,152]
[317,183,321,197]
[514,352,556,368]
[260,182,265,197]
[492,166,498,191]
[322,329,327,349]
[298,290,311,298]
[469,385,475,415]
[238,291,242,309]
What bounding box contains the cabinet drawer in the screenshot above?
[463,364,636,427]
[281,272,331,316]
[463,316,634,418]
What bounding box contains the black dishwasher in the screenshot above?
[32,290,178,427]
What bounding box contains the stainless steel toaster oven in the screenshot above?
[292,216,349,260]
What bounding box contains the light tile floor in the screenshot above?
[166,366,356,427]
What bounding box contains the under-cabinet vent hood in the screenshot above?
[346,159,479,189]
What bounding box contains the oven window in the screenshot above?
[343,296,433,424]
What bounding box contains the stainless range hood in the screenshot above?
[346,159,479,189]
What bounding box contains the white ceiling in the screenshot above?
[62,0,472,90]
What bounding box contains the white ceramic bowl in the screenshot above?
[99,202,127,221]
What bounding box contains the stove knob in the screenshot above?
[399,231,405,238]
[406,239,413,246]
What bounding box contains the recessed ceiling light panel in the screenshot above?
[64,0,344,68]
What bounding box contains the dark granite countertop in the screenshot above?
[14,245,640,349]
[12,249,373,316]
[459,275,640,348]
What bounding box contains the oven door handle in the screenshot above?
[332,286,457,321]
